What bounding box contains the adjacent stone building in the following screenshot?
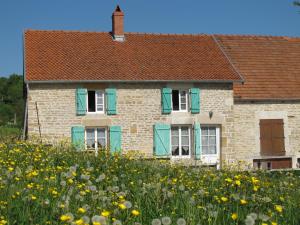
[24,6,300,169]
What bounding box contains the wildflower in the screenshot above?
[161,217,172,225]
[31,195,37,200]
[221,197,228,202]
[124,201,132,208]
[177,218,186,225]
[253,186,259,192]
[75,219,85,225]
[271,222,278,225]
[275,205,283,213]
[118,203,126,210]
[131,209,140,216]
[78,207,86,214]
[68,178,74,184]
[235,180,241,186]
[225,178,233,183]
[152,219,161,225]
[112,220,122,225]
[60,213,74,222]
[231,213,238,220]
[240,199,247,205]
[245,216,255,225]
[92,215,106,225]
[101,210,110,217]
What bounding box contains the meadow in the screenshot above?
[0,142,300,225]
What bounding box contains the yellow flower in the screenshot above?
[75,219,84,225]
[221,197,228,202]
[68,178,74,184]
[225,178,233,183]
[8,167,14,172]
[253,186,259,192]
[92,222,101,225]
[77,207,86,214]
[235,180,241,186]
[52,190,58,195]
[60,214,71,222]
[275,205,283,213]
[31,195,37,200]
[118,203,126,210]
[240,199,247,205]
[131,209,140,216]
[101,210,110,217]
[0,219,7,225]
[271,222,278,225]
[231,213,238,220]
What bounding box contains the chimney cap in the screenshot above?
[113,5,124,15]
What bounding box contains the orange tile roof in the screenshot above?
[24,30,242,82]
[216,35,300,100]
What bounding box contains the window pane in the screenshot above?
[209,136,216,145]
[181,136,189,146]
[180,104,186,110]
[202,135,208,146]
[172,90,179,111]
[202,146,208,154]
[98,138,106,148]
[86,129,95,149]
[201,127,208,135]
[171,136,179,146]
[88,91,96,112]
[208,145,216,154]
[96,91,104,112]
[181,127,189,135]
[97,128,105,138]
[209,127,216,136]
[182,146,189,155]
[172,146,179,156]
[171,127,179,136]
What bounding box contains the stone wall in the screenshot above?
[233,101,300,168]
[27,82,234,160]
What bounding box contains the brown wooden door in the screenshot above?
[260,119,285,156]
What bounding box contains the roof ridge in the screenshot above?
[24,29,300,39]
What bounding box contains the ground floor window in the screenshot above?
[171,126,191,157]
[85,128,107,150]
[201,126,220,165]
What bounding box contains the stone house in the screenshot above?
[24,6,300,169]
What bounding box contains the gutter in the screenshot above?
[212,35,245,83]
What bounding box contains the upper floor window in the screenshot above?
[172,90,188,112]
[87,90,105,113]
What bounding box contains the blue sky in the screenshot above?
[0,0,299,77]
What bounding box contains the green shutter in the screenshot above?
[161,88,172,114]
[194,123,201,159]
[190,88,200,114]
[76,88,87,115]
[106,88,117,115]
[110,126,122,153]
[71,126,85,150]
[153,123,171,157]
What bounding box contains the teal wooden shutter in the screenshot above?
[106,88,117,115]
[110,126,122,153]
[71,126,85,150]
[153,123,171,157]
[190,88,200,114]
[76,88,87,115]
[161,88,172,114]
[194,123,201,159]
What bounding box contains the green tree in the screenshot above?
[0,74,24,127]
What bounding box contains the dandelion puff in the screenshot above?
[167,192,173,198]
[124,201,132,209]
[177,218,186,225]
[112,220,122,225]
[179,184,185,191]
[258,213,270,222]
[161,216,172,225]
[89,185,97,192]
[152,218,162,225]
[245,216,255,225]
[248,213,257,220]
[81,216,90,224]
[60,180,66,186]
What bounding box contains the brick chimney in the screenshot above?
[112,5,125,41]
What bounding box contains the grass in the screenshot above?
[0,126,22,142]
[0,142,300,225]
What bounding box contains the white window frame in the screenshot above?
[85,127,107,155]
[200,125,220,166]
[170,125,191,158]
[86,90,105,114]
[171,90,188,112]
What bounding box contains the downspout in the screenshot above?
[22,83,28,140]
